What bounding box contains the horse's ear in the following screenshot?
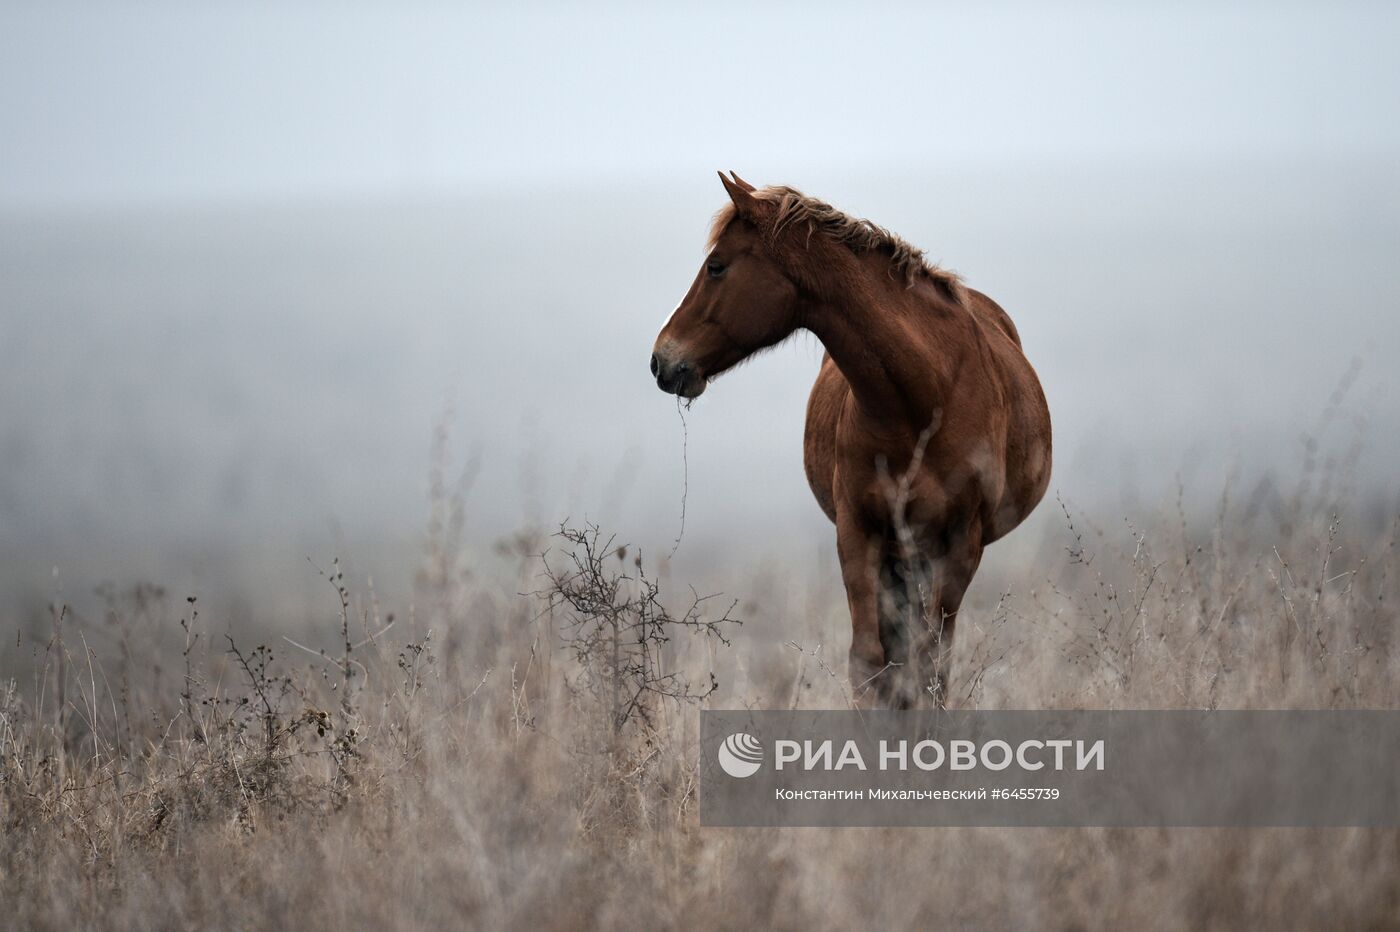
[728,170,756,192]
[718,170,760,217]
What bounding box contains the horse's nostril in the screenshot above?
[676,361,691,375]
[650,354,659,377]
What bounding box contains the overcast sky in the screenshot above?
[4,1,1399,208]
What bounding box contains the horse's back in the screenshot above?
[966,288,1022,348]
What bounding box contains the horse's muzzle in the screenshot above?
[650,352,704,398]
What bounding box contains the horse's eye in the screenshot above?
[706,260,727,279]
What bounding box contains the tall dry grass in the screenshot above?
[2,444,1398,930]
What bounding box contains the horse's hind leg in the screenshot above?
[844,523,978,709]
[836,519,891,708]
[910,540,984,708]
[876,553,927,709]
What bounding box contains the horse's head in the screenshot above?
[650,172,801,399]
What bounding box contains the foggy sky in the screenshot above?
[4,2,1398,207]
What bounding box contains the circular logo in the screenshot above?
[717,732,763,778]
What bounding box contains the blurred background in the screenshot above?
[2,1,1398,625]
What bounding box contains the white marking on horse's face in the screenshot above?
[661,297,683,331]
[660,251,715,330]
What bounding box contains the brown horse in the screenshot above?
[651,173,1051,708]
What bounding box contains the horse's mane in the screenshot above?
[708,185,966,304]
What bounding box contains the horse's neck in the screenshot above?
[803,273,954,426]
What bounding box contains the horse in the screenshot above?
[650,172,1052,709]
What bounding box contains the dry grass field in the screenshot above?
[3,443,1398,930]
